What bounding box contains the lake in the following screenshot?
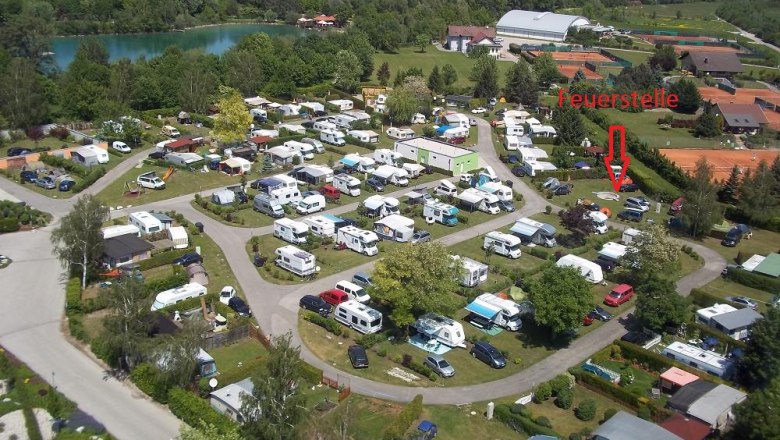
[50,23,306,69]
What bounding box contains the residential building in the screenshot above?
[467,34,502,58]
[102,234,153,268]
[590,411,683,440]
[659,367,700,394]
[709,308,763,340]
[680,51,743,77]
[667,381,746,431]
[446,25,496,53]
[714,103,768,134]
[393,137,478,174]
[496,10,590,42]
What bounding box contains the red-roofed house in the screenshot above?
[660,367,700,394]
[661,413,711,440]
[313,14,335,27]
[248,136,273,149]
[467,33,502,59]
[163,136,203,153]
[446,25,497,54]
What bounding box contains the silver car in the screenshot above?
[411,230,431,244]
[424,354,455,378]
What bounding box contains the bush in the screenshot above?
[535,382,552,402]
[383,394,423,440]
[637,405,652,420]
[545,205,552,215]
[555,389,573,409]
[603,408,618,423]
[167,388,234,434]
[64,277,83,315]
[50,126,70,140]
[356,332,386,349]
[138,248,193,271]
[570,369,640,407]
[130,363,170,403]
[297,362,323,385]
[408,361,433,378]
[493,404,561,437]
[535,416,552,428]
[510,403,526,414]
[724,267,780,292]
[303,312,342,336]
[575,399,597,421]
[529,247,550,260]
[549,374,573,396]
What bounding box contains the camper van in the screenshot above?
[313,120,338,132]
[301,137,324,153]
[253,194,285,218]
[478,182,513,202]
[385,127,416,140]
[483,231,522,259]
[334,280,370,304]
[275,245,317,277]
[457,188,500,215]
[333,300,382,334]
[374,149,403,166]
[296,194,326,215]
[137,172,166,189]
[556,254,604,284]
[151,282,207,311]
[423,202,459,226]
[465,293,524,331]
[128,211,164,235]
[320,129,346,146]
[270,187,302,205]
[373,214,415,242]
[336,226,379,256]
[283,141,314,160]
[413,313,466,348]
[273,218,308,244]
[588,211,609,234]
[333,174,361,196]
[435,179,458,197]
[161,125,181,138]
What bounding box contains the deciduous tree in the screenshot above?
[471,55,499,99]
[213,86,252,146]
[386,86,417,126]
[622,224,681,283]
[0,58,50,129]
[99,279,155,371]
[427,65,443,94]
[729,376,780,440]
[738,160,779,223]
[50,195,108,290]
[649,45,677,71]
[441,63,458,86]
[560,205,595,241]
[533,53,562,87]
[416,33,429,52]
[635,277,689,332]
[153,319,209,388]
[333,50,362,93]
[181,423,242,440]
[737,308,780,390]
[682,157,720,238]
[528,265,592,336]
[551,103,586,146]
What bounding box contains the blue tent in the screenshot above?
[435,125,450,135]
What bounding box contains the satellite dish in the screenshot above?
[209,378,218,389]
[315,266,321,273]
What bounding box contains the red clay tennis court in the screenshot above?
[660,149,780,181]
[639,34,717,44]
[672,44,740,53]
[557,64,603,80]
[529,51,613,64]
[698,86,780,105]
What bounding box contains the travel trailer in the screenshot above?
[336,226,379,256]
[334,114,358,129]
[165,152,203,168]
[328,99,354,111]
[283,141,314,160]
[413,313,466,348]
[274,245,317,277]
[598,242,628,263]
[465,293,525,331]
[253,194,285,218]
[478,182,513,202]
[362,195,400,219]
[434,179,458,197]
[129,211,164,235]
[333,174,361,196]
[161,125,181,138]
[303,214,344,238]
[151,282,207,311]
[423,201,459,226]
[386,127,416,140]
[556,254,604,284]
[373,214,415,242]
[373,148,403,166]
[661,342,734,378]
[301,138,324,153]
[451,255,488,287]
[333,300,382,334]
[504,135,521,150]
[372,165,409,187]
[521,160,558,177]
[270,188,302,206]
[511,217,557,247]
[296,194,326,215]
[320,129,346,146]
[347,130,379,143]
[273,218,308,245]
[340,154,375,173]
[411,113,427,124]
[457,188,500,215]
[102,224,141,239]
[313,120,338,132]
[402,163,425,178]
[168,226,188,249]
[483,231,522,259]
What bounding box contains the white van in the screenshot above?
[151,282,207,311]
[296,194,326,215]
[335,280,370,304]
[333,300,382,334]
[162,125,181,138]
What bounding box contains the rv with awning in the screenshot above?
[511,217,557,247]
[413,313,466,348]
[373,214,415,242]
[465,293,524,331]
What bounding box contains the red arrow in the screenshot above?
[603,125,631,192]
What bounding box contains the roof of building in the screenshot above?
[754,252,780,277]
[667,380,718,412]
[210,378,254,412]
[681,51,743,73]
[696,303,738,321]
[591,411,683,440]
[447,25,496,38]
[150,212,173,223]
[662,342,732,372]
[686,384,747,427]
[103,235,154,259]
[249,135,273,144]
[397,137,474,158]
[715,103,769,124]
[724,113,760,128]
[468,34,500,47]
[661,367,700,388]
[711,307,763,331]
[660,413,711,440]
[166,138,199,150]
[497,10,590,35]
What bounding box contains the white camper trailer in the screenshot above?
[598,242,628,263]
[333,300,382,334]
[279,123,306,135]
[478,182,513,202]
[504,135,521,150]
[411,113,427,124]
[373,214,415,242]
[271,174,298,189]
[313,120,338,132]
[622,228,642,245]
[273,218,309,244]
[373,148,403,166]
[347,130,379,143]
[465,293,524,331]
[423,201,459,226]
[270,187,302,205]
[434,179,458,197]
[340,154,375,173]
[483,231,522,259]
[362,195,400,218]
[328,99,354,111]
[372,165,409,187]
[413,313,466,348]
[522,160,558,177]
[333,174,361,196]
[336,226,379,256]
[151,282,207,311]
[556,254,604,284]
[402,163,425,178]
[101,224,141,239]
[303,215,339,238]
[457,188,500,215]
[274,245,317,277]
[334,114,358,129]
[168,226,189,249]
[128,211,164,235]
[386,127,416,140]
[283,141,314,160]
[511,217,557,247]
[451,255,488,287]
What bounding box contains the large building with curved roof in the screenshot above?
[496,10,590,42]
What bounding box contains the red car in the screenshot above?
[319,289,349,306]
[604,284,635,307]
[582,315,594,326]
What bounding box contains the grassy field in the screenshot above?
[0,136,82,157]
[699,227,780,264]
[603,49,652,67]
[209,339,267,371]
[699,277,774,313]
[373,45,512,90]
[600,108,731,149]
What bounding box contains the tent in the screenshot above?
[211,189,236,205]
[574,161,591,169]
[219,157,251,175]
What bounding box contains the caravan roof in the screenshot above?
[466,298,501,320]
[598,242,628,260]
[363,195,387,210]
[374,214,415,230]
[340,155,360,167]
[438,179,457,190]
[511,218,542,237]
[457,188,485,204]
[373,165,399,179]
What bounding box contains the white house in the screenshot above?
[467,35,502,58]
[446,25,497,53]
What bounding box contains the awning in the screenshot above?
[340,156,359,167]
[457,191,483,204]
[465,301,500,319]
[511,221,538,237]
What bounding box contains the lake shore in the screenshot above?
[53,19,287,38]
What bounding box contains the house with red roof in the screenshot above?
[446,25,497,54]
[467,33,502,59]
[163,136,203,153]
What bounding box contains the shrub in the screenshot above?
[130,363,169,403]
[493,404,561,437]
[535,416,552,428]
[50,126,70,140]
[64,277,83,315]
[545,205,552,214]
[535,382,552,402]
[724,267,780,292]
[555,389,573,409]
[637,405,652,420]
[377,348,387,357]
[303,312,342,336]
[138,248,192,271]
[529,247,550,260]
[382,394,423,440]
[408,361,433,378]
[456,213,470,224]
[297,362,323,385]
[73,167,106,193]
[356,332,386,349]
[549,374,573,396]
[569,433,582,440]
[602,408,618,423]
[167,388,234,434]
[511,403,526,414]
[575,399,597,421]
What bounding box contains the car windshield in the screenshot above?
[509,244,520,251]
[609,292,621,298]
[438,360,450,368]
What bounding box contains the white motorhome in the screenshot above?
[340,153,375,173]
[457,188,500,215]
[589,211,608,234]
[336,226,379,256]
[313,120,338,132]
[270,187,302,205]
[334,114,358,129]
[320,129,346,146]
[423,201,459,226]
[483,231,522,259]
[465,293,524,331]
[303,215,338,238]
[151,282,207,311]
[373,214,415,242]
[333,300,382,334]
[274,245,317,277]
[129,211,164,235]
[273,218,309,244]
[347,130,379,143]
[386,127,416,140]
[478,182,513,202]
[333,174,361,196]
[372,165,409,187]
[296,194,326,214]
[373,148,403,166]
[413,313,466,348]
[363,195,400,218]
[556,254,604,284]
[451,255,488,287]
[328,99,354,111]
[411,113,427,124]
[102,224,141,239]
[434,179,458,197]
[283,141,314,160]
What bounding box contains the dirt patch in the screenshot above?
[660,148,780,181]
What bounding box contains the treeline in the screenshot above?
[717,0,780,47]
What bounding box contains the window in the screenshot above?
[360,320,367,326]
[352,316,358,324]
[689,362,698,368]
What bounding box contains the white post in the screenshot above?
[487,402,495,420]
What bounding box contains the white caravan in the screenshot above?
[423,201,459,226]
[275,245,317,277]
[402,163,425,178]
[411,113,427,124]
[457,188,500,215]
[333,300,382,334]
[303,215,338,238]
[386,127,416,140]
[340,153,375,173]
[102,224,141,239]
[129,211,164,235]
[336,226,379,256]
[334,114,358,129]
[333,174,361,196]
[413,313,466,348]
[434,179,458,197]
[151,282,207,311]
[347,130,379,143]
[372,165,409,187]
[373,148,403,166]
[320,129,346,146]
[478,182,513,202]
[465,293,524,331]
[270,187,302,205]
[556,254,604,284]
[328,99,354,111]
[363,195,400,218]
[313,120,338,132]
[373,214,415,242]
[598,242,628,263]
[273,218,308,245]
[451,255,488,287]
[283,141,314,160]
[483,231,522,259]
[271,174,298,189]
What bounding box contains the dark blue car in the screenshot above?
[59,180,75,191]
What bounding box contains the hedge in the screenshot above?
[615,340,728,385]
[138,248,193,271]
[570,369,641,407]
[297,362,323,385]
[130,363,170,403]
[167,388,235,434]
[690,322,747,349]
[73,167,106,193]
[724,267,780,292]
[144,271,189,297]
[689,288,742,309]
[65,277,83,315]
[531,168,600,181]
[38,153,89,177]
[494,404,561,437]
[382,394,423,440]
[303,312,343,336]
[724,206,780,232]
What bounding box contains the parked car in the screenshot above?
[728,296,758,309]
[219,286,237,304]
[511,166,526,177]
[624,197,650,212]
[302,190,321,198]
[299,295,331,316]
[582,314,594,326]
[621,331,653,346]
[7,148,32,157]
[112,141,131,153]
[20,170,37,183]
[617,209,643,222]
[593,257,616,273]
[469,118,477,126]
[553,184,572,196]
[319,289,349,306]
[589,306,612,321]
[347,345,369,369]
[36,177,56,189]
[498,200,515,212]
[365,177,385,192]
[173,252,202,267]
[416,421,438,440]
[411,230,431,245]
[424,354,455,378]
[352,271,373,287]
[470,341,506,369]
[604,284,634,307]
[619,183,639,192]
[228,297,252,317]
[59,179,75,192]
[301,121,314,129]
[721,224,751,247]
[148,151,165,160]
[471,107,486,114]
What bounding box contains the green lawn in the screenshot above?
[699,227,780,264]
[600,108,731,149]
[209,339,267,372]
[699,277,775,313]
[603,49,652,67]
[0,136,81,157]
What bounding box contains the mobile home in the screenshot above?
[313,120,338,132]
[661,341,734,378]
[102,224,141,239]
[456,188,500,215]
[151,282,207,311]
[363,195,400,218]
[373,165,409,187]
[483,231,522,259]
[129,211,164,235]
[556,254,604,284]
[283,141,314,160]
[413,313,466,348]
[273,218,309,244]
[336,226,379,256]
[303,214,343,238]
[373,214,415,242]
[333,300,382,334]
[465,293,525,331]
[386,127,416,140]
[274,245,317,277]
